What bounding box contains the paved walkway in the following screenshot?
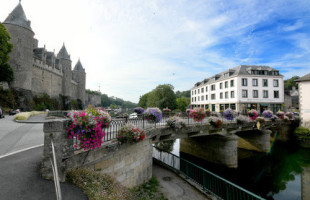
[0,146,87,200]
[153,163,210,200]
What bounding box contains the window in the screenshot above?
[263,79,268,87]
[225,81,228,88]
[211,94,216,100]
[201,95,204,101]
[231,91,235,98]
[263,90,268,98]
[198,89,200,94]
[211,84,215,91]
[201,88,204,93]
[206,95,208,100]
[225,92,228,99]
[195,90,196,94]
[206,86,208,92]
[274,79,279,87]
[195,97,196,102]
[220,83,223,89]
[192,91,193,95]
[230,104,236,110]
[230,80,234,87]
[220,92,223,99]
[274,91,279,98]
[252,79,258,87]
[192,97,194,102]
[198,96,200,101]
[242,78,247,86]
[253,90,258,98]
[242,90,248,98]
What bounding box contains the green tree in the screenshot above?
[0,23,14,83]
[284,76,300,91]
[175,90,190,98]
[138,92,151,108]
[109,104,118,109]
[176,97,190,111]
[146,84,176,110]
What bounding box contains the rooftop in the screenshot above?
[296,73,310,82]
[3,2,32,31]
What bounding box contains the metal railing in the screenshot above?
[153,147,265,200]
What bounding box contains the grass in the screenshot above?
[66,168,167,200]
[14,111,46,120]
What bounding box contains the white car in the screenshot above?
[129,113,138,119]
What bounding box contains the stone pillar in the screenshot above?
[238,129,271,152]
[180,135,239,168]
[41,119,73,181]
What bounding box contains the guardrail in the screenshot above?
[153,147,265,200]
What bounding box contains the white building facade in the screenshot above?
[190,65,284,113]
[296,73,310,127]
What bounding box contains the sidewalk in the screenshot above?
[0,146,87,200]
[15,113,48,123]
[153,163,211,200]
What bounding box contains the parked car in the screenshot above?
[9,109,20,115]
[0,106,5,118]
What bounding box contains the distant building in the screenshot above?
[284,86,299,111]
[296,73,310,127]
[190,65,284,113]
[2,2,86,109]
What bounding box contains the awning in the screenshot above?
[260,103,269,106]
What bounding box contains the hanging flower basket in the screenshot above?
[248,109,258,121]
[166,116,186,129]
[208,117,223,128]
[223,108,234,120]
[134,107,145,115]
[235,116,250,125]
[285,112,294,120]
[144,107,162,123]
[262,110,273,119]
[117,123,145,144]
[189,108,206,122]
[276,111,285,120]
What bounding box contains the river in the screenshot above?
[155,135,310,200]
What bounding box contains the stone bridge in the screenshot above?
[40,118,290,188]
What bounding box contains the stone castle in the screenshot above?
[2,2,87,109]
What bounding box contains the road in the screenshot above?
[0,115,44,157]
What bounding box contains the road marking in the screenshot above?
[0,144,44,159]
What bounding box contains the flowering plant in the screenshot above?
[271,115,279,122]
[66,106,111,150]
[134,107,144,115]
[117,123,145,144]
[262,110,273,119]
[283,116,290,122]
[208,117,223,128]
[186,108,191,113]
[144,107,162,123]
[285,112,294,120]
[276,111,285,120]
[223,108,234,120]
[248,109,258,121]
[166,116,186,129]
[256,117,265,123]
[163,108,171,112]
[189,108,206,122]
[235,116,250,125]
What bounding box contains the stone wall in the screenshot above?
[85,93,101,107]
[41,119,153,188]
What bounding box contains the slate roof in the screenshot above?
[3,2,32,31]
[57,44,71,60]
[192,65,281,89]
[296,73,310,82]
[74,59,85,72]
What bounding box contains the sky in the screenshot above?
[1,0,309,103]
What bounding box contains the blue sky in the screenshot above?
[1,0,309,103]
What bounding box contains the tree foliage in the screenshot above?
[146,84,176,110]
[175,90,190,98]
[138,92,150,108]
[176,97,190,111]
[0,23,14,83]
[284,76,300,91]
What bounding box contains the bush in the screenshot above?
[117,123,145,144]
[144,108,162,123]
[294,126,310,140]
[166,116,186,129]
[189,108,206,122]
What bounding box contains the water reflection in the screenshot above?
[154,138,310,200]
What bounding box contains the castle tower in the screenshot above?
[57,43,72,98]
[3,2,34,91]
[73,59,86,105]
